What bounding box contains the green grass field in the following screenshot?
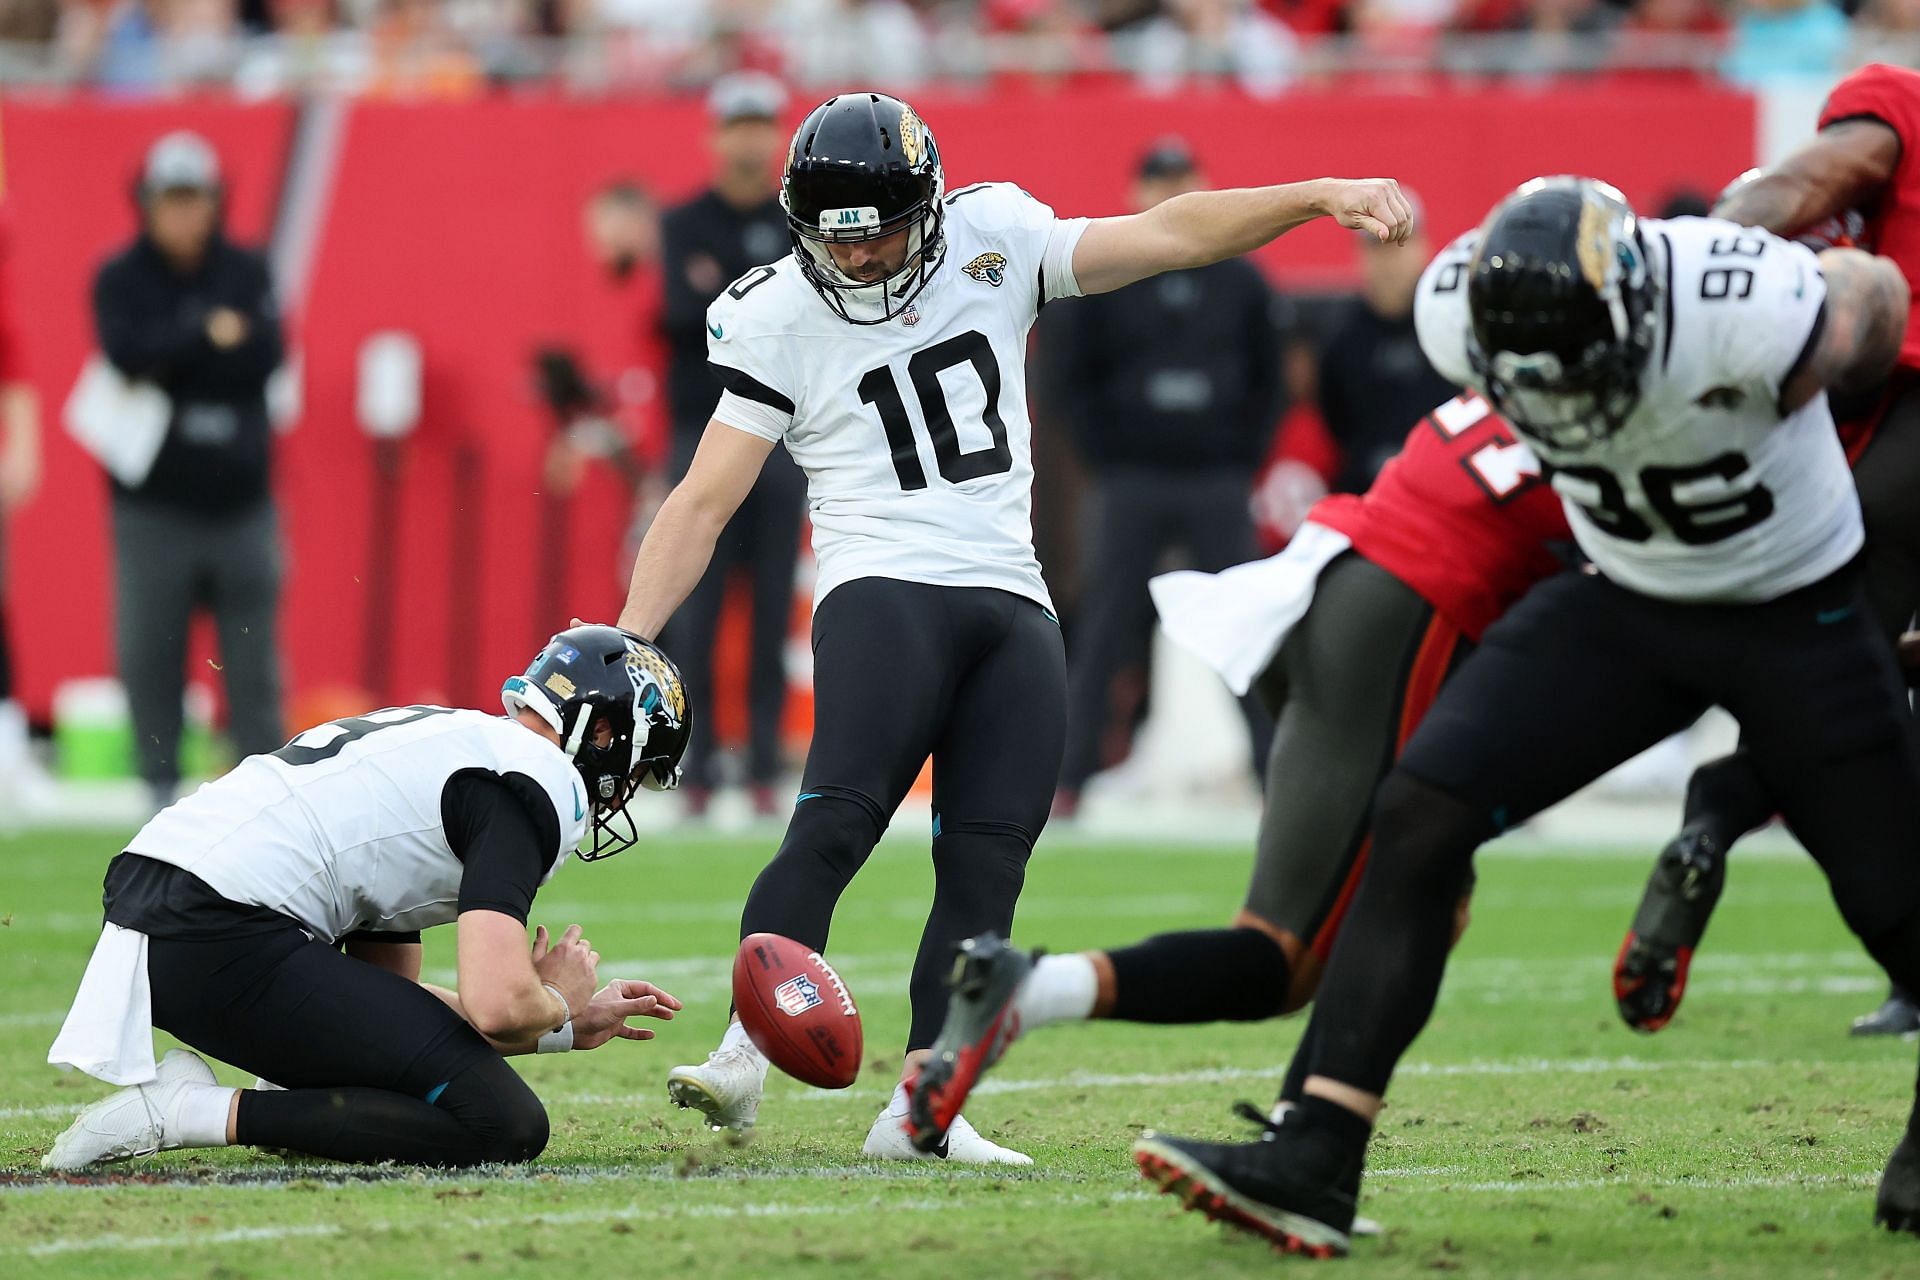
[2,824,1917,1278]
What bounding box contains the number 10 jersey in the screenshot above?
[706,182,1089,612]
[1415,216,1863,604]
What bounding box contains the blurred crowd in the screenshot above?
[0,0,1911,96]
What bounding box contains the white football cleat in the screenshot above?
[42,1049,218,1171]
[667,1046,767,1131]
[156,1048,218,1088]
[863,1107,1033,1166]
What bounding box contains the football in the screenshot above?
[732,933,864,1089]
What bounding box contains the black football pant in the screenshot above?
[738,577,1066,1051]
[1306,561,1920,1098]
[148,921,546,1166]
[663,444,806,792]
[1676,379,1920,1003]
[1060,467,1272,792]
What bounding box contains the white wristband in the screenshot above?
[541,982,571,1030]
[538,982,574,1052]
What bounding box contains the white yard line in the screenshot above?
[11,1166,1879,1257]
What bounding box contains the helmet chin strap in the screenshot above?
[563,704,593,761]
[628,716,651,781]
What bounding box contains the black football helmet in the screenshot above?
[781,92,945,325]
[501,624,691,860]
[1466,176,1659,452]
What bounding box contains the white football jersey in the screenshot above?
[125,708,588,942]
[1415,216,1862,603]
[706,182,1088,611]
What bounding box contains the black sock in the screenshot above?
[1278,1015,1321,1105]
[1299,1094,1372,1146]
[1107,926,1292,1024]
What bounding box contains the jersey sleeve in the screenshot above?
[443,771,556,922]
[485,722,589,865]
[1413,231,1480,388]
[706,276,799,442]
[1687,225,1828,403]
[1820,63,1920,157]
[947,182,1089,309]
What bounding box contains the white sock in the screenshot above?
[719,1019,768,1069]
[1013,953,1099,1030]
[166,1084,237,1149]
[886,1080,911,1117]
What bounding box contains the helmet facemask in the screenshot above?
[780,93,947,326]
[786,193,945,325]
[1472,337,1646,452]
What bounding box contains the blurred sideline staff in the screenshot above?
[538,180,664,568]
[1314,190,1449,494]
[92,132,286,812]
[1044,137,1282,816]
[658,72,806,819]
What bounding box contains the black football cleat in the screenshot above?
[1615,826,1727,1032]
[903,933,1035,1154]
[1132,1104,1357,1259]
[1852,988,1920,1038]
[1876,1133,1920,1234]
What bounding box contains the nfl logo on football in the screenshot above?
[774,974,824,1017]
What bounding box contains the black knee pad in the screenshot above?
[438,1057,550,1165]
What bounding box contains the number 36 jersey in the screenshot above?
[1415,216,1863,604]
[706,182,1089,612]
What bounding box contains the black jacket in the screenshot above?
[92,233,283,514]
[1315,299,1457,495]
[1041,258,1283,473]
[659,189,790,459]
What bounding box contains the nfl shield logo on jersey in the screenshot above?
[774,974,824,1016]
[900,302,921,326]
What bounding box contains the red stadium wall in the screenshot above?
[1,85,1757,725]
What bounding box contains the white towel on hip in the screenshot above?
[48,922,159,1086]
[1148,520,1353,697]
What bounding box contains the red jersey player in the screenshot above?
[1618,63,1920,1041]
[903,393,1571,1162]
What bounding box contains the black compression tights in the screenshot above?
[739,793,883,958]
[234,1053,548,1167]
